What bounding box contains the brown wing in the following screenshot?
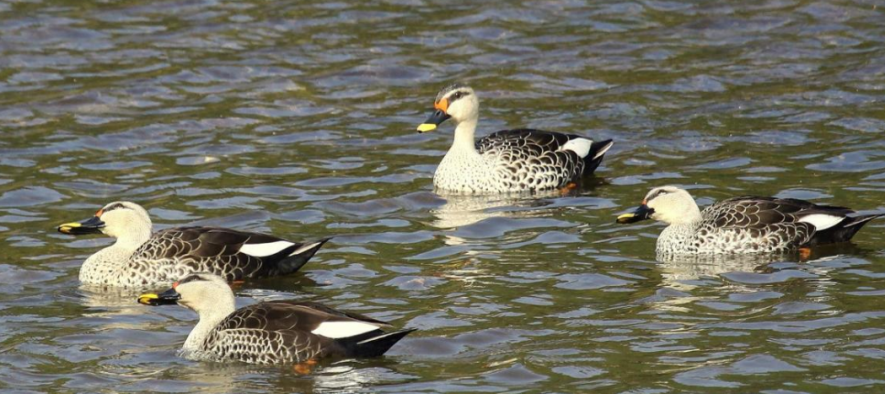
[477,129,577,155]
[215,301,390,333]
[206,301,412,363]
[701,196,857,247]
[129,227,323,280]
[708,197,854,229]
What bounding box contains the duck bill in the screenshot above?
[416,110,451,133]
[57,216,105,235]
[137,288,181,306]
[617,205,655,224]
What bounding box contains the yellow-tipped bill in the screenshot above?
[57,222,81,234]
[417,123,437,133]
[137,293,159,305]
[615,204,654,224]
[138,289,181,306]
[616,213,636,223]
[137,288,181,306]
[416,108,451,134]
[57,215,105,235]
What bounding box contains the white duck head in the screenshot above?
[137,272,235,314]
[617,186,703,225]
[417,83,480,133]
[58,201,153,246]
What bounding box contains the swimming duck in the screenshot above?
[617,186,883,255]
[416,83,613,194]
[57,201,329,287]
[138,273,416,365]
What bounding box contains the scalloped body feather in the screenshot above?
[67,202,330,288]
[434,129,612,193]
[80,228,329,287]
[184,301,416,364]
[655,196,882,255]
[419,84,612,194]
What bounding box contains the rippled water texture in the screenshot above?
[3,0,885,392]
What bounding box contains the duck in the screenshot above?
[138,273,416,365]
[416,83,613,194]
[616,186,883,255]
[57,201,329,288]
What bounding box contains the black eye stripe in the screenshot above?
[449,91,470,102]
[103,203,126,213]
[177,275,203,285]
[436,83,469,102]
[648,189,670,202]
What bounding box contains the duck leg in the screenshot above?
[798,247,812,261]
[559,182,578,195]
[292,359,318,375]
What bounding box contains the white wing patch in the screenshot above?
[799,214,844,231]
[312,321,379,339]
[559,138,592,158]
[239,241,295,257]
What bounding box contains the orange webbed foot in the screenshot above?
[559,182,578,195]
[798,247,812,261]
[293,359,318,375]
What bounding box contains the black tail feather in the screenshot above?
[582,139,613,175]
[264,238,331,276]
[341,328,417,358]
[809,214,883,246]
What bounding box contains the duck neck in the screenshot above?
[662,205,704,232]
[183,297,237,353]
[680,205,703,224]
[450,118,479,155]
[79,227,152,283]
[114,225,153,250]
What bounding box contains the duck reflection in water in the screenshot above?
[652,244,872,302]
[429,181,609,232]
[430,191,554,233]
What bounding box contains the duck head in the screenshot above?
[417,83,479,133]
[617,186,701,225]
[138,273,235,314]
[58,201,152,239]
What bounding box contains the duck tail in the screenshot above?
[812,214,884,245]
[270,238,331,275]
[343,328,417,358]
[582,139,613,175]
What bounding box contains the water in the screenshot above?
[2,0,885,392]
